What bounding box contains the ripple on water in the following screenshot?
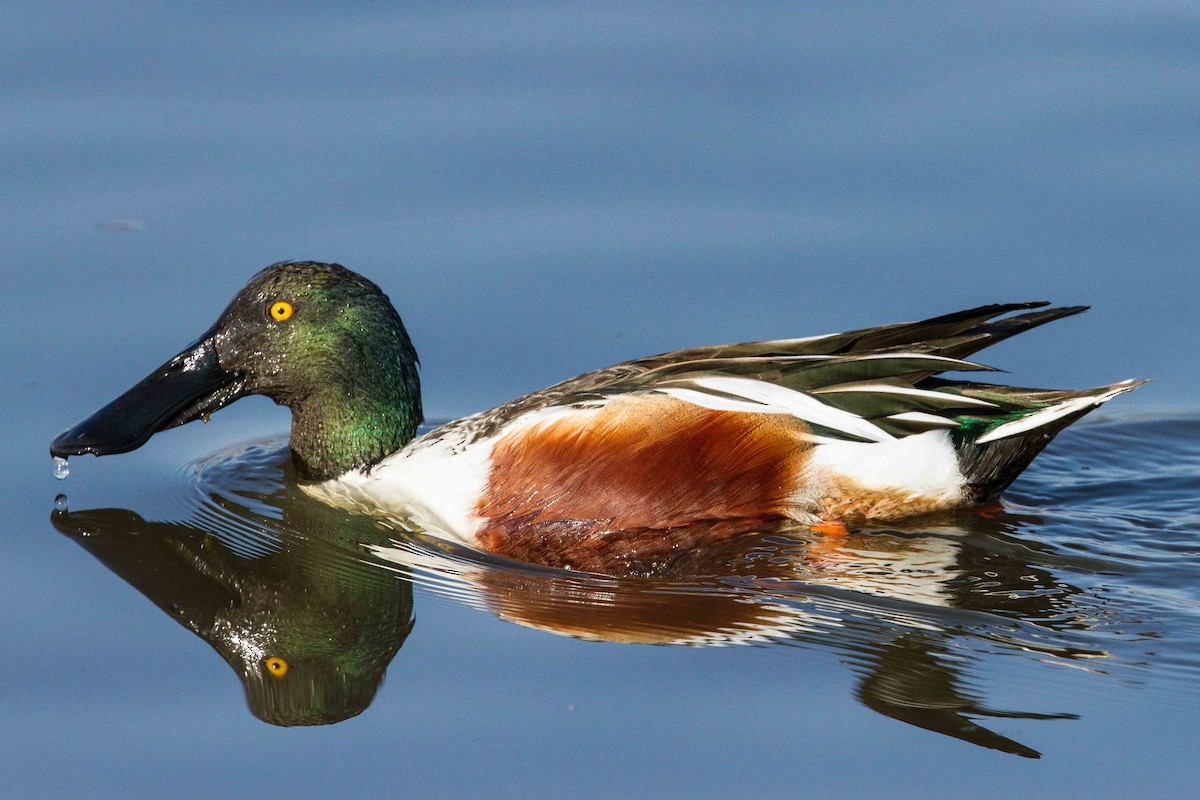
[48,414,1200,747]
[155,419,1200,659]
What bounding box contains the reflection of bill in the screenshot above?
[51,440,1092,755]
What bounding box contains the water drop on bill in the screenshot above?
[53,457,69,480]
[54,494,69,512]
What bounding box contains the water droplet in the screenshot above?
[53,456,70,480]
[54,493,69,512]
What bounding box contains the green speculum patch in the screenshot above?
[951,404,1048,442]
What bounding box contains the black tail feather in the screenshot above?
[937,305,1090,362]
[951,381,1142,502]
[953,420,1079,503]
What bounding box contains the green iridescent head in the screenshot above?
[52,261,423,481]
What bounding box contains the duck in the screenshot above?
[51,261,1142,571]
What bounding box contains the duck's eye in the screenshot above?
[265,656,289,679]
[269,301,294,322]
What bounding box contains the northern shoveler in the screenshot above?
[52,261,1142,570]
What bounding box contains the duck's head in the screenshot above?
[51,261,422,480]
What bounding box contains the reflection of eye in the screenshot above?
[270,301,294,322]
[265,656,289,679]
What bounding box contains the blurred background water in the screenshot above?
[2,3,1198,798]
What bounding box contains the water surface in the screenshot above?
[25,414,1200,795]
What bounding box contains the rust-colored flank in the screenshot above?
[476,395,812,571]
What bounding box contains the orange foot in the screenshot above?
[809,520,850,536]
[966,502,1005,520]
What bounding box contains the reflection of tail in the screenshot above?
[945,380,1145,503]
[855,633,1077,759]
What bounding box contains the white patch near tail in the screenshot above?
[807,429,966,504]
[974,380,1142,445]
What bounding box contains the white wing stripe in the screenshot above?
[974,399,1095,444]
[974,383,1138,444]
[887,411,960,427]
[813,384,998,408]
[849,352,990,369]
[657,376,895,442]
[652,387,780,416]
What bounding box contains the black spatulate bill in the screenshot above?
[51,334,246,459]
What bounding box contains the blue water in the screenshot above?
[11,415,1200,797]
[3,3,1199,797]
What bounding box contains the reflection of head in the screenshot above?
[241,653,397,727]
[201,561,416,727]
[52,499,416,728]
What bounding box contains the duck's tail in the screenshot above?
[936,379,1147,503]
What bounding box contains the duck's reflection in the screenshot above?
[854,631,1076,759]
[52,446,415,727]
[52,440,1102,756]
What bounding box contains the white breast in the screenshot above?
[304,403,602,544]
[303,428,496,544]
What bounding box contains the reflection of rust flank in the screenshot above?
[476,571,796,644]
[477,526,966,640]
[476,395,812,571]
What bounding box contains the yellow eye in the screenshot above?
[265,656,289,679]
[270,301,294,322]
